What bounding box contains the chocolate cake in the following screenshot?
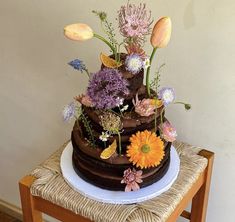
[63,2,190,192]
[69,56,172,191]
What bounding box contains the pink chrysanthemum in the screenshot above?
[118,2,152,39]
[159,121,177,142]
[132,94,156,117]
[121,168,143,192]
[74,94,93,107]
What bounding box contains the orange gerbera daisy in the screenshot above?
[126,130,165,169]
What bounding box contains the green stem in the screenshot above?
[118,106,124,117]
[174,101,191,110]
[174,101,186,105]
[160,107,166,125]
[108,109,122,117]
[154,109,157,133]
[81,112,95,146]
[154,101,158,133]
[116,131,122,155]
[84,69,90,78]
[93,33,116,55]
[146,47,158,97]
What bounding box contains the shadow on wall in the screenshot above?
[184,0,196,29]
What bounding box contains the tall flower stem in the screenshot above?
[84,69,90,78]
[174,101,191,110]
[154,103,158,133]
[154,108,157,133]
[146,47,158,97]
[160,107,166,125]
[116,131,122,155]
[93,33,117,58]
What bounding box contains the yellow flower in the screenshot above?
[150,99,163,108]
[126,130,165,169]
[64,23,94,41]
[150,17,172,48]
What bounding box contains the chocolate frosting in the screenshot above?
[71,55,171,191]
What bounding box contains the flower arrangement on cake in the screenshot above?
[63,2,191,192]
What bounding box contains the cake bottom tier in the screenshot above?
[71,134,171,191]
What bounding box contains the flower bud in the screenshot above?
[64,23,93,41]
[150,17,172,48]
[184,104,191,110]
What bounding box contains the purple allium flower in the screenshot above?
[158,87,175,106]
[118,3,152,39]
[68,59,87,73]
[125,54,143,74]
[87,68,129,109]
[62,102,76,122]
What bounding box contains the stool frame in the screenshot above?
[19,149,214,222]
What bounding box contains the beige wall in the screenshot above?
[0,0,235,221]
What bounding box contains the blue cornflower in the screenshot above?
[125,54,143,74]
[62,102,76,122]
[158,87,175,106]
[68,59,87,73]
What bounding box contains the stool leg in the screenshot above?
[19,176,43,222]
[190,150,214,222]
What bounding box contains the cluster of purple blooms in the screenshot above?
[87,68,129,109]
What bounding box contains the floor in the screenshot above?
[0,211,21,222]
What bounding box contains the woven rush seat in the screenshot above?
[21,141,209,222]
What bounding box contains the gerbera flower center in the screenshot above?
[141,144,150,153]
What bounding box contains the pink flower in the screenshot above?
[121,168,143,192]
[118,3,152,39]
[125,43,146,58]
[160,121,177,142]
[132,94,156,117]
[74,94,93,107]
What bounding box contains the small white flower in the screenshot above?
[116,97,124,106]
[143,58,150,69]
[120,104,129,112]
[99,131,110,142]
[125,54,143,74]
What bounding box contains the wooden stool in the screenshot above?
[19,149,214,222]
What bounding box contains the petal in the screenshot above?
[131,182,140,191]
[125,184,132,192]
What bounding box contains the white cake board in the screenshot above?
[60,142,180,204]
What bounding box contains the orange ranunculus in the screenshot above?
[126,130,165,169]
[150,17,172,48]
[64,23,94,41]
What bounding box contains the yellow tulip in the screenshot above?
[150,17,172,48]
[64,23,94,41]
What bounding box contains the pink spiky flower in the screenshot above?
[132,94,156,117]
[125,43,146,58]
[121,168,143,192]
[118,2,152,39]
